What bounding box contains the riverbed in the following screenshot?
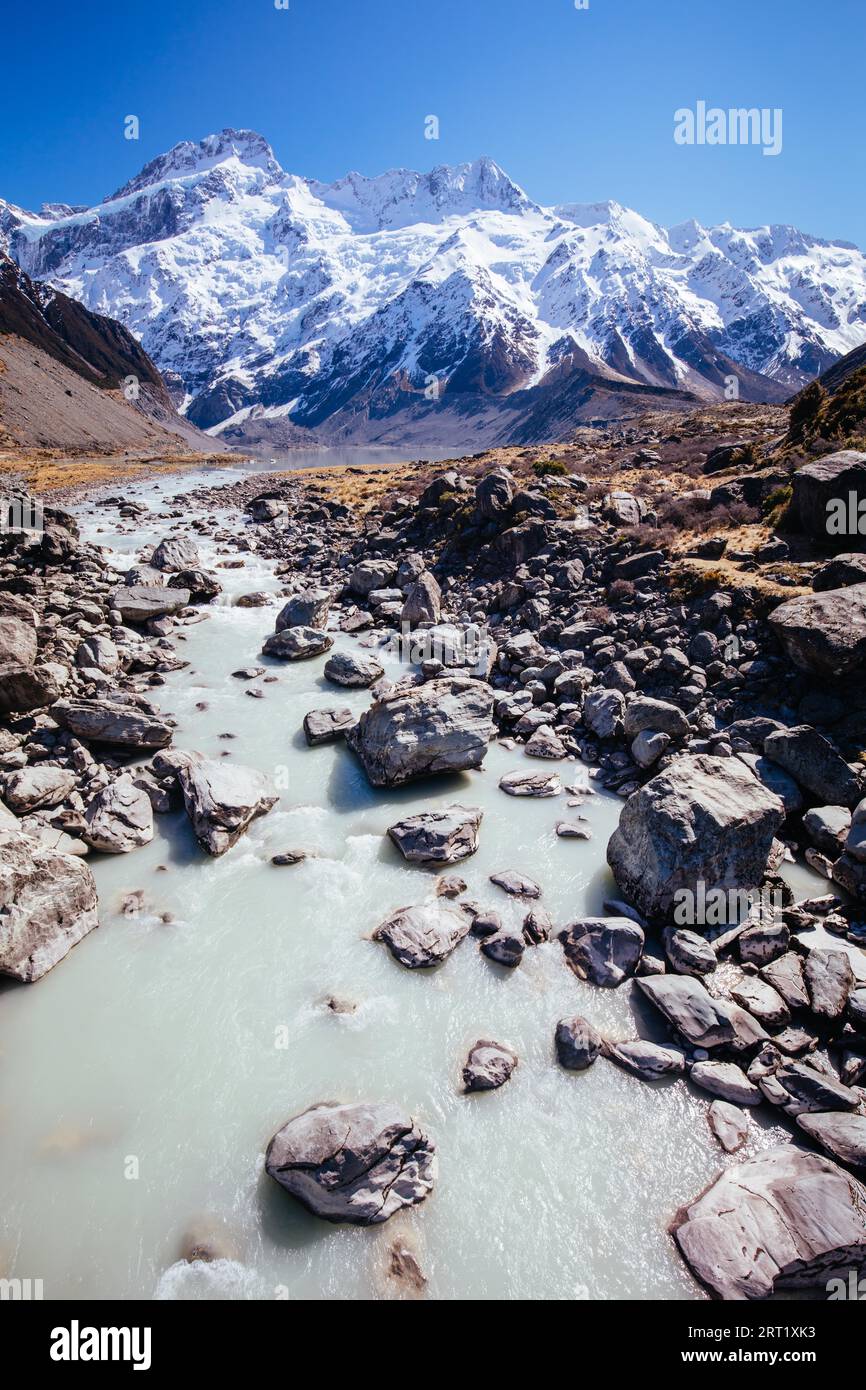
[0,465,809,1301]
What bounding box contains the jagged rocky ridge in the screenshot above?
[3,129,866,445]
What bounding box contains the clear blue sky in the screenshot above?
[2,0,864,244]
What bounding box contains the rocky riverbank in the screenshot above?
[2,401,866,1299]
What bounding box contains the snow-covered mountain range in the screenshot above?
[3,128,865,446]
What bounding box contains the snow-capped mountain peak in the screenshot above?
[2,130,864,445]
[107,128,284,202]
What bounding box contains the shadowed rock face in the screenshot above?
[265,1100,436,1225]
[673,1146,866,1299]
[769,584,866,678]
[606,754,784,925]
[387,805,482,864]
[0,828,98,982]
[793,451,866,550]
[346,675,494,787]
[764,725,863,807]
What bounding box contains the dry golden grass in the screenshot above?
[0,448,245,495]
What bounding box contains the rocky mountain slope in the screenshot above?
[3,129,865,447]
[0,253,223,453]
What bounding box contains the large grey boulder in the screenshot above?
[276,589,332,631]
[559,916,644,987]
[265,1100,436,1225]
[0,614,60,714]
[475,468,514,520]
[798,1113,866,1170]
[150,536,201,572]
[792,451,866,550]
[75,634,121,675]
[401,572,442,627]
[607,755,784,924]
[177,756,278,856]
[769,584,866,677]
[0,828,98,982]
[804,948,854,1020]
[110,586,190,625]
[262,626,333,661]
[690,1060,763,1106]
[323,650,383,688]
[387,805,482,864]
[4,766,77,813]
[83,775,154,854]
[0,664,62,715]
[0,614,37,668]
[346,676,494,787]
[604,1039,686,1080]
[348,559,397,597]
[758,1059,860,1116]
[764,725,862,806]
[302,707,355,746]
[53,698,174,749]
[373,901,471,968]
[582,689,624,739]
[635,975,738,1048]
[623,697,690,742]
[673,1145,866,1299]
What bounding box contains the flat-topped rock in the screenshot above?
[673,1145,866,1299]
[792,450,866,549]
[636,974,738,1048]
[110,585,190,625]
[604,1039,685,1080]
[498,770,561,797]
[323,650,384,688]
[265,1100,436,1225]
[798,1113,866,1170]
[388,805,482,864]
[303,707,355,746]
[53,697,174,749]
[373,901,471,968]
[262,626,333,661]
[707,1100,749,1153]
[4,766,76,813]
[276,588,331,630]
